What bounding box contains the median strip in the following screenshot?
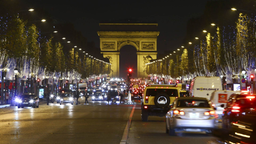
[120,105,136,144]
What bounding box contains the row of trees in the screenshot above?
[0,15,111,82]
[146,0,256,83]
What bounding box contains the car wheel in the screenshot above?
[166,125,169,134]
[141,111,148,121]
[60,102,62,105]
[168,127,176,136]
[21,105,24,108]
[33,104,36,108]
[18,105,20,108]
[36,103,39,108]
[71,102,73,105]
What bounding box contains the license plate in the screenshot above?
[189,113,199,118]
[186,129,201,132]
[23,102,28,104]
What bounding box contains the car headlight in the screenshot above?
[50,94,54,98]
[61,99,63,101]
[104,95,107,98]
[115,88,117,90]
[116,96,119,98]
[29,99,34,103]
[99,96,103,99]
[92,96,95,99]
[15,98,22,103]
[56,96,60,99]
[69,97,73,101]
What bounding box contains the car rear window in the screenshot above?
[236,99,256,107]
[146,89,178,97]
[176,99,210,108]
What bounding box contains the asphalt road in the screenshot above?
[127,105,223,144]
[0,98,226,144]
[0,98,133,144]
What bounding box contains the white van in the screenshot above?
[189,76,222,100]
[209,90,240,116]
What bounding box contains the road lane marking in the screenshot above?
[120,105,135,144]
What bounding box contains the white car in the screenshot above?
[165,97,218,136]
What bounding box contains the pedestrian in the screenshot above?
[75,91,79,105]
[85,91,89,104]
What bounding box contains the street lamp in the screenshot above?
[41,19,46,23]
[181,46,185,48]
[231,7,237,11]
[211,23,216,26]
[28,8,34,12]
[62,37,66,40]
[195,37,199,40]
[188,42,192,45]
[242,69,246,75]
[203,30,207,33]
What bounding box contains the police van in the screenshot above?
[189,76,222,100]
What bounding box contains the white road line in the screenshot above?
[120,105,136,144]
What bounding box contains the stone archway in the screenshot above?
[97,23,159,77]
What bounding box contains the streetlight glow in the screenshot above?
[79,48,82,50]
[74,46,77,48]
[170,53,172,55]
[53,31,58,33]
[181,46,184,48]
[67,41,70,43]
[188,42,192,45]
[195,37,199,40]
[28,8,34,12]
[231,7,237,11]
[177,48,180,51]
[173,51,176,53]
[41,19,46,22]
[62,37,66,40]
[211,23,216,26]
[203,30,207,33]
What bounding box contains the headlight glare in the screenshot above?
[29,99,34,103]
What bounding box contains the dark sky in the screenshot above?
[23,0,209,53]
[23,0,209,77]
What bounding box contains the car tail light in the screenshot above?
[204,110,215,116]
[231,106,240,113]
[145,96,149,103]
[144,106,148,109]
[173,110,185,115]
[246,96,255,99]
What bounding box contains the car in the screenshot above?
[15,93,39,108]
[165,97,218,136]
[92,89,104,101]
[141,84,180,121]
[224,110,256,144]
[222,94,256,133]
[209,90,239,118]
[57,91,74,105]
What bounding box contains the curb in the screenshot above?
[120,105,136,144]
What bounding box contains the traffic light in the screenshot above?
[128,68,132,73]
[251,74,254,81]
[176,80,180,83]
[37,78,40,83]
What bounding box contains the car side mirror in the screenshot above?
[220,104,225,108]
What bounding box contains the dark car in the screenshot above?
[57,91,74,105]
[15,93,39,108]
[223,109,256,144]
[222,94,256,133]
[92,89,104,101]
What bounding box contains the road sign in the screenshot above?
[241,78,246,83]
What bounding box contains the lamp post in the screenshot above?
[1,68,8,104]
[14,68,19,97]
[240,69,246,91]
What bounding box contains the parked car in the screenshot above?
[165,97,218,136]
[15,93,39,108]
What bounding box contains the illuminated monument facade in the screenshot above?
[98,22,159,77]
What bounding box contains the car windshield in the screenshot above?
[176,99,210,108]
[146,89,178,97]
[61,93,71,97]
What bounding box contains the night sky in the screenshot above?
[23,0,210,77]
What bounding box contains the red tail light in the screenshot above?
[246,96,255,99]
[145,96,149,103]
[232,106,240,113]
[204,110,215,116]
[173,109,185,115]
[144,106,148,109]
